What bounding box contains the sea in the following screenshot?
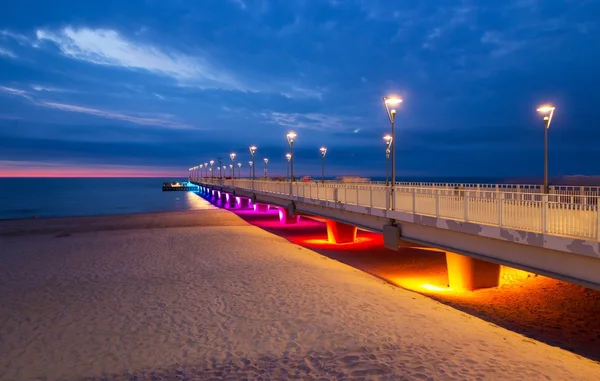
[0,176,595,220]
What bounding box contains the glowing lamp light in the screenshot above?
[383,96,403,122]
[230,153,236,160]
[249,145,257,155]
[536,105,556,128]
[286,131,297,144]
[320,147,327,157]
[286,153,291,161]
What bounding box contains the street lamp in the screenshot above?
[218,158,223,178]
[199,164,203,180]
[249,146,257,180]
[222,165,226,178]
[537,105,556,194]
[229,164,233,177]
[229,153,236,179]
[383,134,393,186]
[209,160,214,178]
[248,161,253,177]
[383,96,403,209]
[263,158,269,178]
[238,162,241,178]
[319,147,327,184]
[204,162,208,177]
[286,131,297,194]
[286,153,292,180]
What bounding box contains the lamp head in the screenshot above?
[537,105,555,128]
[383,96,402,123]
[238,162,241,167]
[200,164,203,168]
[320,147,327,157]
[249,161,253,166]
[286,153,292,161]
[286,131,297,144]
[249,145,257,155]
[230,153,236,160]
[209,160,214,165]
[264,158,269,164]
[204,162,208,166]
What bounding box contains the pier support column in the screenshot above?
[326,219,357,244]
[445,252,501,291]
[237,197,251,209]
[254,203,269,213]
[278,207,299,225]
[219,191,227,203]
[225,193,235,207]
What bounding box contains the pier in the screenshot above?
[192,177,600,291]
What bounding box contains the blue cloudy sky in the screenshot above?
[0,0,599,178]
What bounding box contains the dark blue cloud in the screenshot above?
[0,0,599,177]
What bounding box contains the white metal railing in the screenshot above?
[190,177,600,197]
[192,178,600,240]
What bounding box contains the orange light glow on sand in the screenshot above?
[298,236,380,249]
[421,284,452,292]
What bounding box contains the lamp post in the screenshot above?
[263,158,268,178]
[383,134,392,186]
[248,161,253,177]
[286,153,291,180]
[209,160,214,178]
[199,164,203,180]
[204,162,208,177]
[383,96,403,209]
[222,165,226,178]
[229,164,233,177]
[249,146,257,180]
[218,158,223,178]
[286,132,297,195]
[537,105,555,194]
[319,147,327,183]
[229,153,236,179]
[238,162,241,178]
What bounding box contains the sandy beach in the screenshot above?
[1,200,600,380]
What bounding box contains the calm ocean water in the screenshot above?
[0,177,197,220]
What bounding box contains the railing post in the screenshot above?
[596,199,600,240]
[541,194,548,234]
[463,191,469,222]
[386,188,390,210]
[497,193,503,227]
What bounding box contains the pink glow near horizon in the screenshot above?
[0,166,186,178]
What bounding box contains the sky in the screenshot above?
[0,0,599,178]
